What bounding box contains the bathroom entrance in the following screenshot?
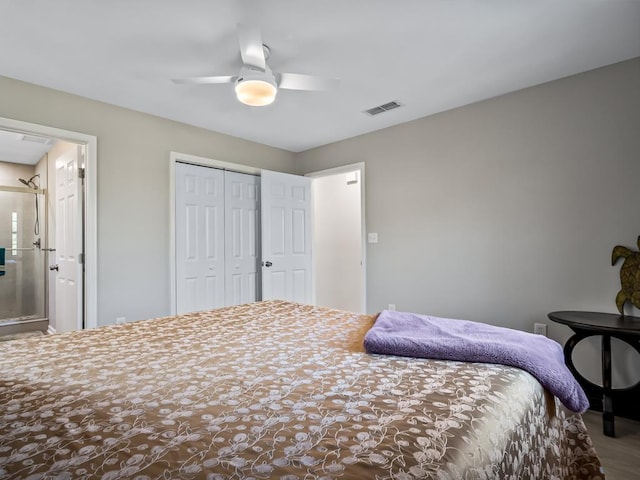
[0,131,86,335]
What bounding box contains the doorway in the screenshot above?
[307,163,366,313]
[0,116,97,332]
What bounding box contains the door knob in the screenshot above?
[49,264,59,271]
[263,261,273,267]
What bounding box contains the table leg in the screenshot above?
[601,334,615,437]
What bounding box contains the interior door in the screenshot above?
[54,144,84,332]
[260,170,312,303]
[175,162,225,314]
[225,171,260,305]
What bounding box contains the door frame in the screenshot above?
[169,151,260,314]
[0,116,98,329]
[306,163,367,313]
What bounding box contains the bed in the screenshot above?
[0,300,603,479]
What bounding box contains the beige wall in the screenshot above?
[0,76,296,326]
[0,161,34,187]
[296,58,640,386]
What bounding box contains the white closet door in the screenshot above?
[261,170,312,303]
[224,171,260,305]
[175,162,225,314]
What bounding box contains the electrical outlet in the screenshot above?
[368,233,378,244]
[533,323,547,336]
[388,304,396,311]
[116,317,126,325]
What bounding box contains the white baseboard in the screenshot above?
[47,325,56,335]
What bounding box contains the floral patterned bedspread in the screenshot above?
[0,300,604,479]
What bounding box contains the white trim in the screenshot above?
[0,116,98,329]
[169,154,177,315]
[305,162,365,180]
[305,162,367,313]
[169,152,260,314]
[47,324,57,335]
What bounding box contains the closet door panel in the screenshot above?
[225,171,260,305]
[175,162,225,314]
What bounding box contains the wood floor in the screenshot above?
[582,410,640,480]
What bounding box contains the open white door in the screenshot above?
[54,144,84,332]
[260,170,312,303]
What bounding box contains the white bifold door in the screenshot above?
[175,163,311,314]
[224,171,260,305]
[175,163,226,313]
[176,163,260,314]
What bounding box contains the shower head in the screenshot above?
[18,174,40,189]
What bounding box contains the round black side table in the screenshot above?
[548,311,640,437]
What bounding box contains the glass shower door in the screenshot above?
[0,188,46,323]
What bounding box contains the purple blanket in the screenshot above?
[364,310,589,413]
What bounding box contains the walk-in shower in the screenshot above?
[0,179,46,325]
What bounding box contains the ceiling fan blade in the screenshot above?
[278,73,340,91]
[172,75,236,85]
[237,23,266,70]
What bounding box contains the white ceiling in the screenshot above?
[0,0,639,155]
[0,129,56,165]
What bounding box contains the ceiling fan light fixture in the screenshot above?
[172,28,338,106]
[235,79,277,106]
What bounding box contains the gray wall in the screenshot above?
[296,58,640,386]
[0,76,296,326]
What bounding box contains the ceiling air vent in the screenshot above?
[19,134,53,145]
[364,101,402,116]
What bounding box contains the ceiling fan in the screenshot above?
[172,24,339,107]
